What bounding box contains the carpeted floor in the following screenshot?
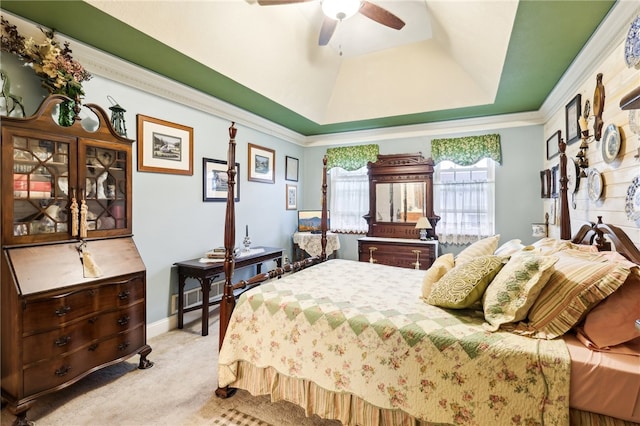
[0,314,340,426]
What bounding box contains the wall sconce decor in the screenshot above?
[415,217,433,240]
[107,95,127,137]
[576,99,592,178]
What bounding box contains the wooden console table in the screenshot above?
[174,246,283,336]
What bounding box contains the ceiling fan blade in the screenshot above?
[318,17,338,46]
[257,0,312,5]
[359,1,405,30]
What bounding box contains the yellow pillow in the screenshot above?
[455,235,500,265]
[421,253,455,299]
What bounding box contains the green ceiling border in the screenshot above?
[0,0,615,136]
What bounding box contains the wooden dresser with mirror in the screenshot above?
[1,95,152,425]
[358,153,439,270]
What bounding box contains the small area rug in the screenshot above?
[211,408,272,426]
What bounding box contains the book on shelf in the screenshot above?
[14,190,51,198]
[13,174,52,192]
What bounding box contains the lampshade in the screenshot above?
[415,217,432,230]
[322,0,361,21]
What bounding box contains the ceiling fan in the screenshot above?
[257,0,406,46]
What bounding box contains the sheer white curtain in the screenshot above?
[329,166,369,233]
[434,160,495,245]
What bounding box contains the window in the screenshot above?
[328,166,369,233]
[434,159,495,244]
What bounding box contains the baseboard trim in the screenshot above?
[147,315,177,340]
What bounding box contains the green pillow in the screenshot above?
[427,255,505,309]
[482,252,558,331]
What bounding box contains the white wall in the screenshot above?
[542,15,640,247]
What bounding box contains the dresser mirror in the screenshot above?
[364,153,439,239]
[374,182,426,223]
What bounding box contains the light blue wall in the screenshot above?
[77,75,305,323]
[302,126,544,259]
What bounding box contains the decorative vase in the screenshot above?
[57,99,76,127]
[0,52,48,117]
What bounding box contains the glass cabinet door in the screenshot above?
[80,140,130,235]
[11,135,73,240]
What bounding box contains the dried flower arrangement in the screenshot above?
[1,16,92,125]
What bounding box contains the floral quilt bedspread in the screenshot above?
[219,259,570,425]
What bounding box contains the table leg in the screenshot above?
[178,273,186,329]
[201,277,211,336]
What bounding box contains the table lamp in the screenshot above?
[415,217,432,240]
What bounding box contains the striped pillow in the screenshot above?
[455,235,500,265]
[514,251,632,339]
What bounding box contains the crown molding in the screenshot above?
[303,111,544,147]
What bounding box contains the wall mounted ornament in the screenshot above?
[593,73,605,141]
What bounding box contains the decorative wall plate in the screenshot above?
[587,169,603,202]
[601,123,621,164]
[566,157,579,193]
[625,176,640,221]
[625,15,640,68]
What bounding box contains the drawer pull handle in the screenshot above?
[54,336,71,347]
[118,341,130,351]
[55,365,71,377]
[117,316,130,326]
[118,291,130,300]
[412,250,422,270]
[88,317,98,324]
[55,306,71,316]
[368,247,378,264]
[88,343,99,351]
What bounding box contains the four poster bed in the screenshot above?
[216,125,640,425]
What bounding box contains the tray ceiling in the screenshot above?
[0,1,616,136]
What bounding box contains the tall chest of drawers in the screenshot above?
[1,96,152,425]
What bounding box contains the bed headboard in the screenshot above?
[572,216,640,264]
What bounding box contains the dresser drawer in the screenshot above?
[23,302,145,365]
[23,274,144,334]
[359,240,435,270]
[23,325,145,396]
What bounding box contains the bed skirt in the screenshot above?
[230,360,636,426]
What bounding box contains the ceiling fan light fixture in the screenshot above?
[322,0,361,21]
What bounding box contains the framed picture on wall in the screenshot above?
[248,143,275,183]
[203,158,239,202]
[136,114,193,175]
[565,94,581,145]
[546,130,561,160]
[286,184,297,210]
[285,156,299,182]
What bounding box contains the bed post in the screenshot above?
[219,122,237,351]
[320,155,328,260]
[558,138,571,240]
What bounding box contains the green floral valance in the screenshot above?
[326,144,379,171]
[431,134,502,166]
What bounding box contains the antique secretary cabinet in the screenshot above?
[1,95,152,425]
[358,153,440,270]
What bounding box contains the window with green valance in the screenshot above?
[431,134,502,166]
[325,144,379,171]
